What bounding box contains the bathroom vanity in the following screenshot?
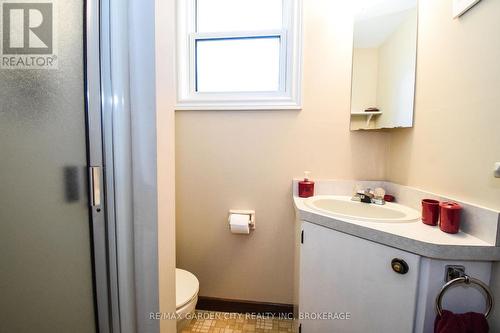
[293,180,500,333]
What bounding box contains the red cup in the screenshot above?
[384,194,395,202]
[439,202,462,234]
[422,199,440,226]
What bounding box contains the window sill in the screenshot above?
[175,104,302,111]
[175,101,302,111]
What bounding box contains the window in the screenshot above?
[177,0,302,110]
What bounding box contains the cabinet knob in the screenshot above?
[391,258,409,274]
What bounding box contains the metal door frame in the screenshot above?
[85,0,116,332]
[85,0,160,332]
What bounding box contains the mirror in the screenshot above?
[350,0,418,130]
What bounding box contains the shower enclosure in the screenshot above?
[0,0,159,332]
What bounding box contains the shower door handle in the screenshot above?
[89,166,102,208]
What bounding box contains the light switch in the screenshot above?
[495,162,500,178]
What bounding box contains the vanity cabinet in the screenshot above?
[293,180,498,332]
[299,221,420,332]
[297,221,493,332]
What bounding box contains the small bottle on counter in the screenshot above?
[298,171,315,198]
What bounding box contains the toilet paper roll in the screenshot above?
[229,213,250,234]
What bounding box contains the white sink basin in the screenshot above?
[304,195,420,223]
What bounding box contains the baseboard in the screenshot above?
[196,296,293,316]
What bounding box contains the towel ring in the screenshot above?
[435,275,494,318]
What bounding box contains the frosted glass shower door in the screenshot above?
[0,1,97,332]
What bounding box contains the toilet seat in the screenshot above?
[176,269,199,310]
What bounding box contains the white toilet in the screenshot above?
[176,268,199,330]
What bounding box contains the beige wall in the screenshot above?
[175,0,388,304]
[386,0,500,211]
[156,0,176,331]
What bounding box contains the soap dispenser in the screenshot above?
[298,171,315,198]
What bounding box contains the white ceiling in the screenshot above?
[354,0,417,48]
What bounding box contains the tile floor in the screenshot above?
[180,311,296,333]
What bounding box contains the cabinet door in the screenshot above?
[299,222,420,333]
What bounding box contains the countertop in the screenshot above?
[294,196,500,261]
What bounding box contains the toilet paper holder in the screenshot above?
[228,210,256,230]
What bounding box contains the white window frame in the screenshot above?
[176,0,303,110]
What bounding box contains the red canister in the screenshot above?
[439,202,462,234]
[422,199,440,226]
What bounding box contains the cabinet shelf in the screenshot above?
[351,111,382,126]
